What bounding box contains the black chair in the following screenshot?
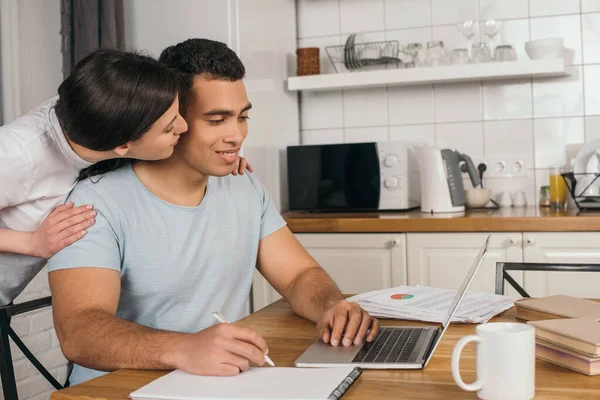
[495,262,600,298]
[0,296,63,400]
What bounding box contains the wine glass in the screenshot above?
[457,19,477,59]
[482,19,501,52]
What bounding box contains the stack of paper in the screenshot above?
[348,285,514,324]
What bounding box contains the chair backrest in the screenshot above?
[495,262,600,297]
[0,297,63,400]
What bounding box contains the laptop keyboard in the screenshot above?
[351,327,428,364]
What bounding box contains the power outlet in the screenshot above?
[466,157,528,178]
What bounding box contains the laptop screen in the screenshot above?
[440,233,491,330]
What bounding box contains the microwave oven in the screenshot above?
[287,141,420,212]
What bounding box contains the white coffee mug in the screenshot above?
[451,322,535,400]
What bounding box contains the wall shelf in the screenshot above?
[287,59,569,92]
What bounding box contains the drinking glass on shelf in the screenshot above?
[494,45,517,61]
[426,41,447,66]
[549,165,567,209]
[472,42,492,63]
[451,48,470,64]
[482,19,501,51]
[406,42,427,67]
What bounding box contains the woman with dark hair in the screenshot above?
[0,48,249,306]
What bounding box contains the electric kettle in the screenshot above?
[416,146,480,213]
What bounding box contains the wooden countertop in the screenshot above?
[51,300,600,400]
[283,207,600,233]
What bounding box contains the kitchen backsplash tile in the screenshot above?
[584,65,600,115]
[296,0,340,38]
[480,0,529,20]
[435,122,484,157]
[431,0,479,26]
[530,14,582,65]
[582,0,600,13]
[483,119,534,165]
[340,0,385,34]
[302,128,345,145]
[533,117,585,169]
[344,126,389,143]
[483,79,533,120]
[343,87,389,127]
[300,91,344,130]
[585,116,600,142]
[434,82,483,123]
[389,124,435,146]
[532,66,584,118]
[388,85,434,125]
[296,0,600,206]
[529,0,580,17]
[384,0,431,30]
[582,13,600,64]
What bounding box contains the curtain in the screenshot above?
[60,0,125,78]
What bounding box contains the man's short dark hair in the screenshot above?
[158,38,246,113]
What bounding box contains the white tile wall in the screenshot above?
[434,82,483,123]
[483,79,532,120]
[584,65,600,115]
[297,0,599,209]
[529,0,580,17]
[582,13,600,64]
[340,0,385,34]
[582,0,600,13]
[297,0,340,38]
[388,85,434,125]
[436,122,484,156]
[384,0,431,30]
[343,88,388,127]
[389,124,435,145]
[480,0,529,20]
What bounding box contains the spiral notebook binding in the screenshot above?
[327,367,363,400]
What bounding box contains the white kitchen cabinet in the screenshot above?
[252,233,407,311]
[522,232,600,298]
[407,233,524,297]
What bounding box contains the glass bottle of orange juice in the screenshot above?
[549,164,566,209]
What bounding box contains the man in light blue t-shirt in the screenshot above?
[48,39,380,386]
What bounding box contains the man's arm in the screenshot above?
[50,267,269,375]
[256,227,379,347]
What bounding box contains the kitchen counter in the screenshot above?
[283,207,600,233]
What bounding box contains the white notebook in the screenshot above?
[129,367,361,400]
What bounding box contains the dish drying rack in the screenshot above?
[562,172,600,211]
[325,35,403,73]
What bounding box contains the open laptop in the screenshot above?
[295,233,490,369]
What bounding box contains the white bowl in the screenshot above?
[465,188,492,209]
[525,38,564,60]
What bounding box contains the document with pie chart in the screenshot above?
[346,285,514,324]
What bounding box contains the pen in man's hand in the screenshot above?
[212,310,275,367]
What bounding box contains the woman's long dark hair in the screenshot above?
[54,49,179,181]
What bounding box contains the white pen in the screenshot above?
[212,310,275,367]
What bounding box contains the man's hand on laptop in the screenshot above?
[170,323,269,376]
[316,300,380,347]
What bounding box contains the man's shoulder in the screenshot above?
[69,167,133,204]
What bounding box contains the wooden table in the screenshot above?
[52,300,600,399]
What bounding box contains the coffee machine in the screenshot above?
[416,146,480,213]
